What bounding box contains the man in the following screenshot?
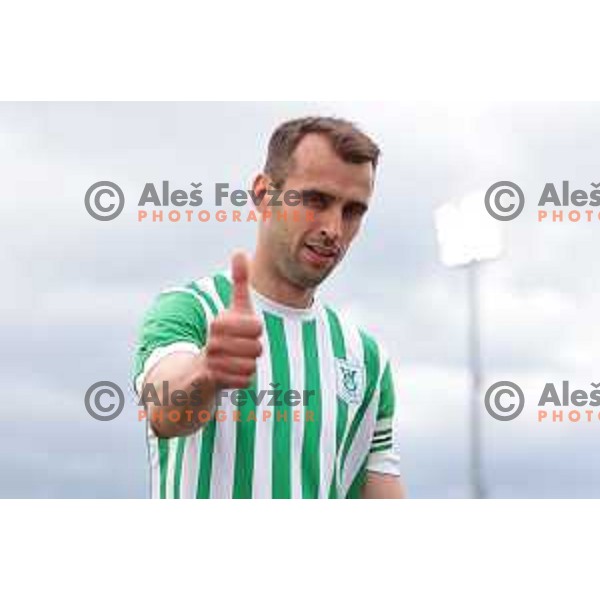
[133,116,405,499]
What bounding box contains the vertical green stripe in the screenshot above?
[346,459,367,499]
[325,307,346,358]
[158,438,169,499]
[232,375,258,498]
[377,361,395,421]
[189,280,220,500]
[188,281,219,316]
[196,421,216,498]
[335,403,349,450]
[340,332,380,475]
[213,273,232,308]
[329,400,348,499]
[173,437,186,499]
[325,307,348,499]
[301,319,321,499]
[265,313,292,499]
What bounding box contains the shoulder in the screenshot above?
[151,270,233,318]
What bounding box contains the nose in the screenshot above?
[317,205,343,243]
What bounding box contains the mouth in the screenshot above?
[301,242,339,268]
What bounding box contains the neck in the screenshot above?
[250,247,315,309]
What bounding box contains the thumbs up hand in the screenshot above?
[203,252,263,390]
[230,251,255,314]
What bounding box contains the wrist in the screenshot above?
[189,350,218,395]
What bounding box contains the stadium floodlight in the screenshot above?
[434,190,503,267]
[434,191,504,499]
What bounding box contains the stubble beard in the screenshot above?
[277,243,338,291]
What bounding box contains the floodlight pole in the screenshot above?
[466,259,485,499]
[434,194,501,499]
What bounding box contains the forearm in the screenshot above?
[361,471,407,499]
[142,352,218,438]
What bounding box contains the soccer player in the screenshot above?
[133,116,405,499]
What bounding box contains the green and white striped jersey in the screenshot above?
[133,270,400,499]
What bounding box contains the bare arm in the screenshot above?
[361,471,407,499]
[142,351,217,438]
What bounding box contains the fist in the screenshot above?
[204,252,263,390]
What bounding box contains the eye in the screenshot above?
[343,203,367,219]
[302,191,328,209]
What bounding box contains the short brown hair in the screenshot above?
[264,116,380,187]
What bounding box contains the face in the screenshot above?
[256,133,374,290]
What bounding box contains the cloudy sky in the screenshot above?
[1,101,599,498]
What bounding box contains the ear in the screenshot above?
[252,173,269,214]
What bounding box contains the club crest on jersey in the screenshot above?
[335,358,365,405]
